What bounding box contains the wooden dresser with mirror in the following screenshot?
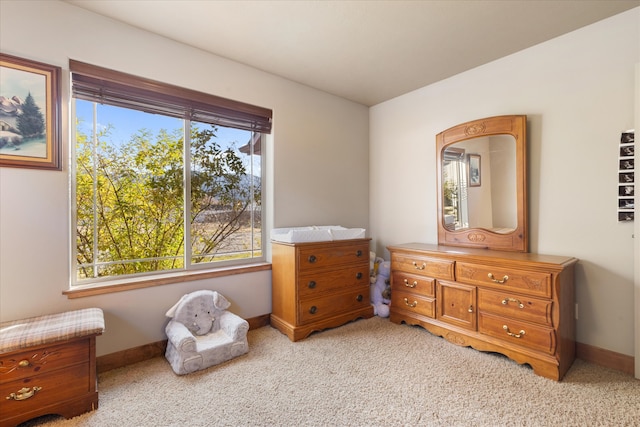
[388,115,578,380]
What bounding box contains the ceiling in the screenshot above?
[65,0,639,106]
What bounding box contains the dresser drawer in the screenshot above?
[456,262,551,298]
[478,288,553,326]
[391,290,435,319]
[391,253,454,280]
[298,287,369,324]
[392,272,434,297]
[298,242,369,272]
[0,339,89,383]
[478,312,556,355]
[1,362,91,420]
[298,265,369,298]
[436,280,476,331]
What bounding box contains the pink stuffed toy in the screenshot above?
[371,260,391,317]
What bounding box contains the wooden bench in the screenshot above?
[0,308,105,426]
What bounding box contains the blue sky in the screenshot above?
[75,100,251,150]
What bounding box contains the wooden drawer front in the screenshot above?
[456,262,551,298]
[298,265,370,298]
[298,242,369,272]
[0,339,89,383]
[391,272,434,298]
[478,289,553,326]
[1,362,90,419]
[298,288,369,324]
[391,290,435,319]
[479,312,556,355]
[436,281,476,331]
[391,253,454,280]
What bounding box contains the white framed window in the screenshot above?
[70,61,271,285]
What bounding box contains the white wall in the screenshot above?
[370,8,639,357]
[0,1,369,356]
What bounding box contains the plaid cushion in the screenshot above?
[0,308,105,353]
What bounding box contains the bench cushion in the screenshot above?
[0,308,104,353]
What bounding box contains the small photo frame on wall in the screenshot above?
[619,143,634,157]
[468,154,481,187]
[0,53,61,170]
[617,130,634,222]
[619,185,634,197]
[619,158,634,170]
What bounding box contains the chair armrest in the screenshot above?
[165,320,197,353]
[219,312,249,341]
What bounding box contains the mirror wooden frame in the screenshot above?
[436,115,528,252]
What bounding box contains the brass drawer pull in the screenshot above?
[18,359,31,368]
[403,298,417,308]
[6,386,42,401]
[503,325,525,338]
[412,261,426,270]
[488,273,509,284]
[403,279,418,288]
[502,297,524,309]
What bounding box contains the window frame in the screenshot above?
[69,61,271,289]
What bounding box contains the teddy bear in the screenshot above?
[371,260,391,317]
[370,251,384,284]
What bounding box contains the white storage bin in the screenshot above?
[270,226,366,243]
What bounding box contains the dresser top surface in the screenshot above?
[388,243,577,267]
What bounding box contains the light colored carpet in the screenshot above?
[21,317,640,426]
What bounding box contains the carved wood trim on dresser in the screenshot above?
[388,243,577,381]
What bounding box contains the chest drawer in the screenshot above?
[298,242,369,272]
[1,362,91,420]
[456,262,551,298]
[391,253,454,280]
[298,287,369,324]
[298,264,370,298]
[391,272,435,297]
[0,339,89,383]
[478,312,556,355]
[391,290,435,319]
[478,288,553,326]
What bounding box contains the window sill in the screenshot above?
[63,262,272,299]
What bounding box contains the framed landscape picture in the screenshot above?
[0,53,61,170]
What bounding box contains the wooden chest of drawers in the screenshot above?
[271,238,373,341]
[388,243,577,380]
[0,309,104,426]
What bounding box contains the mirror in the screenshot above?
[436,115,528,252]
[442,135,517,232]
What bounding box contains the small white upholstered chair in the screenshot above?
[164,290,249,375]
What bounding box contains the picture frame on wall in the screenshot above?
[468,154,481,187]
[617,130,634,222]
[0,53,61,170]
